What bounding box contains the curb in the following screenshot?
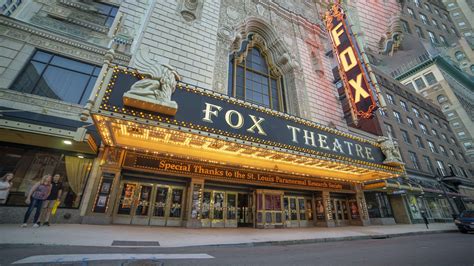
[201,229,458,248]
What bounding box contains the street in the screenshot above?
[0,233,472,266]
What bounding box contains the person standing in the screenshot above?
[40,174,63,226]
[22,175,52,228]
[0,173,14,204]
[421,211,429,229]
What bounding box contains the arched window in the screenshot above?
[455,51,465,61]
[228,36,285,112]
[437,95,447,103]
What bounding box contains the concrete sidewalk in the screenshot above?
[0,223,458,248]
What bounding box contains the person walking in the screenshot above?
[22,175,52,228]
[0,173,14,205]
[421,211,429,229]
[40,174,63,226]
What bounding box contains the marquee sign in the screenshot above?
[98,68,388,166]
[324,3,378,119]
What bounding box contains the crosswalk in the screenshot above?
[12,253,214,264]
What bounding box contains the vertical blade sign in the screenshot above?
[324,3,378,119]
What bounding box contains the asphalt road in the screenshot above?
[0,233,472,266]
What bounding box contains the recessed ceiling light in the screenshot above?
[77,155,84,159]
[63,140,72,145]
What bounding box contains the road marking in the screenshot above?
[12,253,214,264]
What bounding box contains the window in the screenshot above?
[409,151,421,170]
[379,108,388,117]
[434,8,439,15]
[449,149,457,159]
[432,19,439,29]
[415,135,424,148]
[428,31,437,44]
[460,167,468,177]
[96,2,119,27]
[424,72,437,85]
[458,131,466,137]
[452,12,460,17]
[446,112,455,118]
[0,145,93,208]
[433,118,439,125]
[444,123,450,131]
[439,36,448,46]
[420,123,428,135]
[385,123,395,139]
[459,153,467,163]
[431,128,438,138]
[400,100,408,111]
[439,145,448,156]
[436,160,446,176]
[458,22,466,27]
[464,142,473,150]
[407,8,416,19]
[420,14,429,25]
[401,20,411,33]
[10,50,100,105]
[393,111,403,123]
[415,26,424,38]
[451,137,457,145]
[405,82,415,91]
[386,93,395,105]
[428,140,437,153]
[412,107,420,118]
[441,24,447,31]
[229,38,284,111]
[455,51,466,61]
[424,113,431,122]
[414,77,426,90]
[451,27,457,35]
[452,122,460,127]
[423,3,431,11]
[441,133,447,141]
[407,117,416,129]
[414,0,420,7]
[423,156,434,173]
[401,130,411,143]
[437,95,448,103]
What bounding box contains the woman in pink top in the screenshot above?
[22,175,52,228]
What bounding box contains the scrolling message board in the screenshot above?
[324,4,378,119]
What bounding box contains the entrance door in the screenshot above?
[113,181,185,226]
[238,193,253,227]
[333,199,350,226]
[201,190,239,228]
[284,196,311,227]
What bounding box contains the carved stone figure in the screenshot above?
[123,49,181,116]
[378,136,404,166]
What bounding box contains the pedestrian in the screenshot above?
[22,174,52,228]
[421,211,429,229]
[40,174,63,226]
[0,172,14,204]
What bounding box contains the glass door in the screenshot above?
[167,188,184,226]
[149,185,185,226]
[150,186,169,226]
[114,182,138,224]
[225,193,238,227]
[131,183,153,225]
[238,193,253,227]
[201,190,240,228]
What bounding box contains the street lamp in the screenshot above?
[436,168,458,220]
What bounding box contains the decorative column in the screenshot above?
[354,184,370,226]
[322,191,335,227]
[185,178,204,228]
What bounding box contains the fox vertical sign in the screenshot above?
[324,3,378,121]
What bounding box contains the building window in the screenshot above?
[450,27,458,35]
[455,51,466,61]
[459,153,467,163]
[449,149,457,159]
[420,14,429,25]
[96,2,119,27]
[409,151,421,170]
[415,135,424,148]
[434,8,439,15]
[379,108,388,117]
[441,133,447,141]
[400,100,408,111]
[431,128,438,138]
[432,19,439,29]
[414,0,420,7]
[451,137,457,145]
[405,82,415,91]
[458,22,466,27]
[460,167,468,177]
[412,107,420,118]
[444,123,450,131]
[441,24,447,31]
[423,3,431,11]
[401,130,411,143]
[428,140,437,153]
[407,7,416,19]
[401,20,411,33]
[436,160,446,176]
[437,95,448,104]
[439,145,448,156]
[458,131,466,137]
[10,50,100,105]
[386,93,395,105]
[428,31,437,44]
[407,117,416,129]
[393,111,403,124]
[415,26,424,38]
[424,113,431,122]
[452,122,460,127]
[0,145,93,208]
[464,142,473,150]
[439,35,448,46]
[423,156,434,173]
[414,77,426,90]
[229,38,285,111]
[433,118,439,125]
[385,123,395,139]
[420,123,428,135]
[365,192,393,218]
[424,72,437,85]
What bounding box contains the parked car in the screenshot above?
[454,210,474,233]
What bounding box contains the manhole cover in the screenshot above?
[112,240,160,246]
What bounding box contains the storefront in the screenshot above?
[78,65,405,228]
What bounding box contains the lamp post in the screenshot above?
[436,168,458,220]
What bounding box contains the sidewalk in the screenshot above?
[0,223,458,248]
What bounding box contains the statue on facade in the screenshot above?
[123,49,181,116]
[378,136,404,166]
